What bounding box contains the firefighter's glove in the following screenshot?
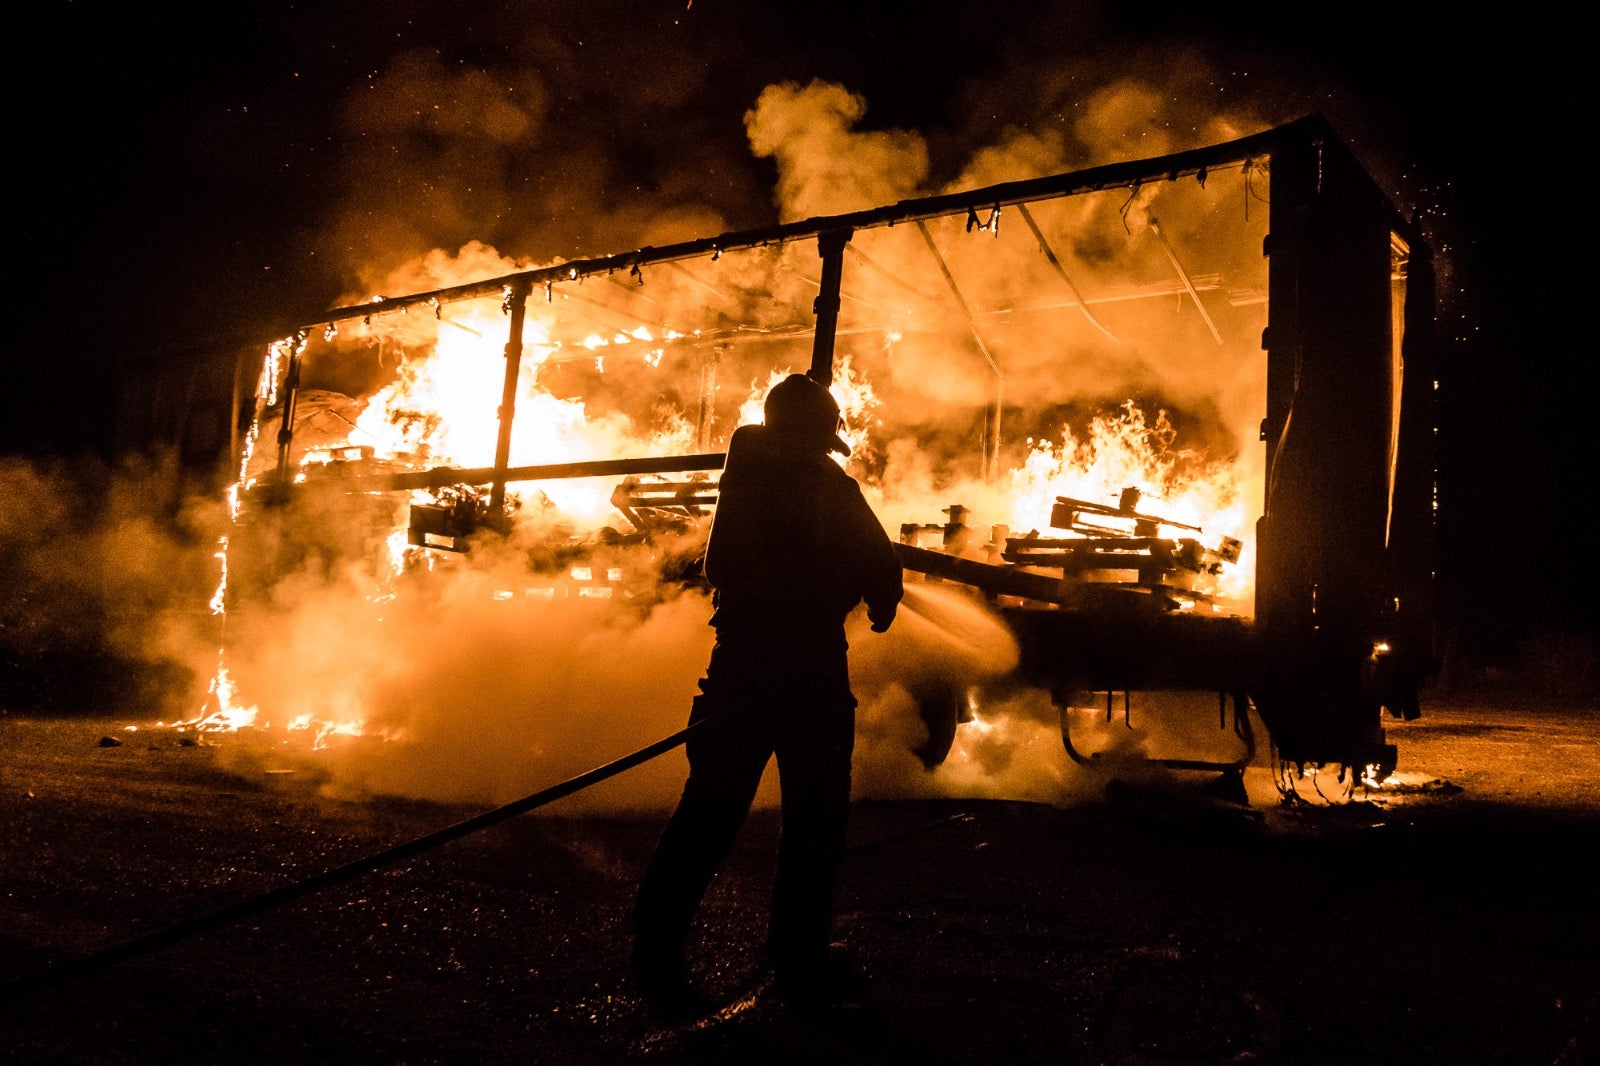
[869,608,895,633]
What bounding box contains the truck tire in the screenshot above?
[909,678,965,769]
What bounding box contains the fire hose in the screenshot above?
[0,721,702,1003]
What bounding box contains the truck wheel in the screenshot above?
[909,678,964,769]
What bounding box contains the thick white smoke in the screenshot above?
[744,80,930,221]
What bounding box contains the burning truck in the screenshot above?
[209,113,1434,798]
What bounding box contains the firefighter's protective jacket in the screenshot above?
[704,423,903,641]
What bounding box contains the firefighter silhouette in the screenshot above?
[632,373,903,1015]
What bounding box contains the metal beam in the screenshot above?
[489,281,532,517]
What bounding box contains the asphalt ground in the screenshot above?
[2,700,1597,1065]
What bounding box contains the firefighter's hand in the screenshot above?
[869,608,895,633]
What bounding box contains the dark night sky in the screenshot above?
[4,1,1588,647]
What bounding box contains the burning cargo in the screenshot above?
[216,113,1433,796]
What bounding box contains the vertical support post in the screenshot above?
[490,281,532,520]
[808,229,852,386]
[272,348,303,504]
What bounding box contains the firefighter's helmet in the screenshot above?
[763,373,849,455]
